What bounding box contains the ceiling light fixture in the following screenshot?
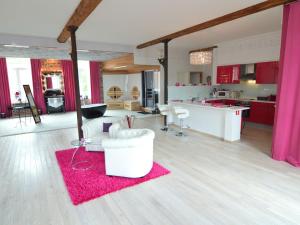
[189,46,217,65]
[3,44,30,48]
[190,50,212,65]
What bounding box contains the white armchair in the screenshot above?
[83,118,121,152]
[102,126,155,178]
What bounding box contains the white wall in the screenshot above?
[103,75,126,102]
[215,31,281,65]
[169,86,213,101]
[212,31,281,84]
[102,73,142,103]
[134,31,282,100]
[134,46,208,102]
[127,74,142,103]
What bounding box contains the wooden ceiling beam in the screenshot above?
[189,46,218,54]
[57,0,102,43]
[137,0,295,49]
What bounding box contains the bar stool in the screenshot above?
[173,107,190,136]
[157,104,172,131]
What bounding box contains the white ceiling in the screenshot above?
[0,45,128,61]
[0,0,283,52]
[0,0,81,38]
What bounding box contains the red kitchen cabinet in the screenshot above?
[273,61,279,83]
[231,65,240,84]
[224,100,237,105]
[266,103,276,125]
[256,61,279,84]
[217,66,231,84]
[217,65,240,84]
[248,102,275,125]
[206,99,224,104]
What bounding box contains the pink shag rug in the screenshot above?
[55,148,170,205]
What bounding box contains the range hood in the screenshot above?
[240,64,256,80]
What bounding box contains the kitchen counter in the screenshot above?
[173,100,250,111]
[170,101,249,142]
[205,97,276,104]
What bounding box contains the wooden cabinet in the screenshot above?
[217,65,240,84]
[256,61,279,84]
[106,101,124,110]
[124,100,141,111]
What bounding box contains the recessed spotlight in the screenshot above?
[3,44,30,48]
[77,49,90,52]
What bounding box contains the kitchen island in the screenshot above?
[170,101,249,141]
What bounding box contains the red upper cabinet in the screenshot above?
[256,61,279,84]
[231,65,240,84]
[217,66,231,84]
[217,65,240,84]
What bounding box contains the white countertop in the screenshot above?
[171,100,249,111]
[205,97,276,104]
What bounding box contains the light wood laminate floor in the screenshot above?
[1,116,300,225]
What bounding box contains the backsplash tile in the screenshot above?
[220,82,277,98]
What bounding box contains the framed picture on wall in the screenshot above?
[23,85,41,124]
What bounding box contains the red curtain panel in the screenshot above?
[89,61,103,104]
[46,77,53,89]
[61,60,76,112]
[0,58,12,117]
[272,1,300,167]
[30,59,46,114]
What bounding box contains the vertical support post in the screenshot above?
[68,26,83,140]
[99,62,104,103]
[163,40,169,127]
[141,71,146,107]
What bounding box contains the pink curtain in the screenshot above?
[272,1,300,167]
[46,77,53,89]
[61,60,76,111]
[0,58,12,117]
[90,61,103,104]
[30,59,46,114]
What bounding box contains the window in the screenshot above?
[6,58,33,103]
[78,60,91,99]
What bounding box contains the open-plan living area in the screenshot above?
[1,0,300,225]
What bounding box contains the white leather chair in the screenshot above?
[173,107,190,136]
[157,104,173,131]
[82,117,121,152]
[102,124,155,178]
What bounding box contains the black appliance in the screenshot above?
[44,89,65,114]
[235,101,251,132]
[142,71,155,108]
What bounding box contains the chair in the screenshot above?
[157,104,172,131]
[173,107,190,136]
[102,125,155,178]
[83,118,121,152]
